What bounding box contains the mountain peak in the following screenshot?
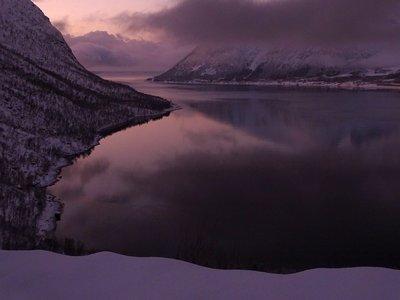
[0,0,81,71]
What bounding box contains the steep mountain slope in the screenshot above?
[154,46,400,88]
[0,0,171,250]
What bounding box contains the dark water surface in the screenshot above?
[51,73,400,272]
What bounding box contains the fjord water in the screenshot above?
[51,73,400,272]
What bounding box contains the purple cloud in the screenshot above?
[65,31,192,71]
[117,0,400,47]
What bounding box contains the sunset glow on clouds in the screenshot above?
[34,0,176,36]
[33,0,187,71]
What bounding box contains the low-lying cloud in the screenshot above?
[52,18,69,33]
[64,31,191,71]
[118,0,400,47]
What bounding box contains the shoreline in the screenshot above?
[36,105,180,241]
[153,79,400,92]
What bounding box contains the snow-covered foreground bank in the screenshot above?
[0,251,399,300]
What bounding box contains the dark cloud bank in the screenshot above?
[57,0,400,71]
[124,0,400,47]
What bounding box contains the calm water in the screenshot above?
[51,73,400,272]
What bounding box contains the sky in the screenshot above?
[34,0,175,36]
[33,0,400,71]
[34,0,188,71]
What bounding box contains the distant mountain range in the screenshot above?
[154,46,400,89]
[0,0,171,251]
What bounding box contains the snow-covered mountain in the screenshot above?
[0,0,171,250]
[154,46,400,88]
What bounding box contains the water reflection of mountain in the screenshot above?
[189,92,400,149]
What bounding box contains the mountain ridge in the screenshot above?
[0,0,171,251]
[154,46,400,89]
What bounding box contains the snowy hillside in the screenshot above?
[0,0,171,251]
[154,46,400,88]
[1,250,400,300]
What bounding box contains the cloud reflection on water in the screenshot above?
[52,85,400,271]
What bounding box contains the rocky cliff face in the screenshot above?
[0,0,171,250]
[155,46,400,87]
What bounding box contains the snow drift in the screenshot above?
[0,250,399,300]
